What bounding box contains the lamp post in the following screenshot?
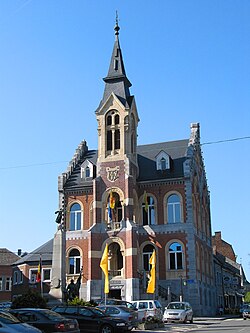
[180,276,183,302]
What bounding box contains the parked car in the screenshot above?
[0,310,42,333]
[97,305,139,328]
[243,304,250,320]
[163,301,193,323]
[131,300,163,320]
[52,305,133,332]
[9,308,80,333]
[240,303,250,317]
[0,302,12,310]
[97,299,136,309]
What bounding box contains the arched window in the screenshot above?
[69,203,82,231]
[107,130,112,151]
[105,110,120,154]
[69,249,81,274]
[115,114,120,125]
[114,129,120,149]
[167,194,181,223]
[142,195,156,225]
[107,115,112,126]
[89,202,93,227]
[107,192,122,223]
[168,242,183,270]
[143,244,155,271]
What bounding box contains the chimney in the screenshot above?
[214,231,222,240]
[17,249,22,256]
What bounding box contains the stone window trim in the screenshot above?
[165,239,185,272]
[66,246,82,276]
[139,192,157,226]
[164,191,184,224]
[67,201,83,231]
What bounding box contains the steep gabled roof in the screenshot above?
[0,248,20,265]
[14,239,53,265]
[137,139,189,181]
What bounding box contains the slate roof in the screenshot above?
[14,239,53,266]
[0,249,20,265]
[64,139,189,189]
[137,139,189,181]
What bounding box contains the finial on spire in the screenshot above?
[114,10,120,38]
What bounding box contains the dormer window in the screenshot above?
[81,160,94,179]
[161,157,167,170]
[85,166,90,178]
[155,151,170,171]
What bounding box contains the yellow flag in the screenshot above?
[100,244,109,294]
[109,191,116,209]
[147,250,156,293]
[143,191,148,212]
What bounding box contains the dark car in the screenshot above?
[0,310,42,333]
[97,305,139,328]
[52,305,133,333]
[9,308,80,333]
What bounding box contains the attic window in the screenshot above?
[85,166,90,178]
[161,157,167,170]
[156,152,170,171]
[81,161,93,179]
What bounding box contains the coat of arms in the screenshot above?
[106,166,120,182]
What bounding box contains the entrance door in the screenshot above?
[109,289,121,299]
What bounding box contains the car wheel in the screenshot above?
[100,324,113,333]
[243,317,246,320]
[183,316,188,324]
[190,316,193,324]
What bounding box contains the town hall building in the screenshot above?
[50,21,215,316]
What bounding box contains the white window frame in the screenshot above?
[69,203,82,231]
[42,268,51,282]
[29,269,38,284]
[167,194,182,223]
[168,242,184,270]
[5,277,12,291]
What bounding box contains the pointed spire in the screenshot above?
[114,11,120,40]
[98,15,132,109]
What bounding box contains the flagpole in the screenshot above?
[40,255,43,297]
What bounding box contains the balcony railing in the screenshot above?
[108,269,122,278]
[107,220,122,231]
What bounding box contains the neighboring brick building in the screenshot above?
[50,21,215,315]
[213,232,244,312]
[0,249,20,302]
[12,240,53,301]
[212,231,236,262]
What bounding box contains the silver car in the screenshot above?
[163,301,193,324]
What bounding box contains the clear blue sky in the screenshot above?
[0,1,249,279]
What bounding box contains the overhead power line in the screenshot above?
[0,135,249,171]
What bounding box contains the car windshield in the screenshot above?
[39,309,65,320]
[167,303,185,310]
[0,311,21,324]
[154,301,162,309]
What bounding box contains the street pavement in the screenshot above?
[133,315,239,332]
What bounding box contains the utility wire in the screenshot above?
[0,135,250,170]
